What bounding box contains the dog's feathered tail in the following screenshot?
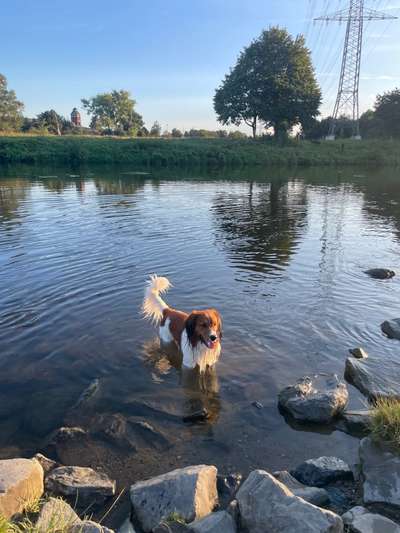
[142,274,171,324]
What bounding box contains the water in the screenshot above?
[1,164,400,491]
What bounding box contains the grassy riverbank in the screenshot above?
[0,135,399,167]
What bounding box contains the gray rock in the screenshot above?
[46,466,115,504]
[0,458,44,518]
[130,465,218,532]
[342,505,400,532]
[153,523,190,533]
[188,511,236,533]
[34,453,59,475]
[36,497,80,532]
[117,518,137,533]
[349,348,369,359]
[278,374,348,423]
[70,520,114,533]
[51,427,88,442]
[360,437,400,508]
[226,500,239,523]
[365,269,395,280]
[382,319,400,340]
[291,457,353,487]
[236,470,343,533]
[335,410,372,436]
[345,356,400,400]
[273,471,330,506]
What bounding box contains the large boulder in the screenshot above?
[130,465,218,532]
[46,466,115,504]
[273,471,329,506]
[360,437,400,508]
[278,374,348,423]
[291,457,353,487]
[236,470,343,533]
[0,458,44,518]
[342,505,400,532]
[36,497,80,532]
[381,319,400,340]
[70,520,114,533]
[345,356,400,400]
[188,511,236,532]
[365,269,395,280]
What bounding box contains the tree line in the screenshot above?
[0,26,399,140]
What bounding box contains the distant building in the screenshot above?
[71,108,81,127]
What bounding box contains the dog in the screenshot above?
[142,274,222,372]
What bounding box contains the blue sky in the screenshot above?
[2,0,399,133]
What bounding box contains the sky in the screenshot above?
[1,0,400,133]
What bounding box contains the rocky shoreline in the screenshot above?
[2,267,400,532]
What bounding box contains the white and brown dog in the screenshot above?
[142,275,222,372]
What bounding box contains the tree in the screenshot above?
[374,88,400,138]
[0,74,24,131]
[214,27,321,139]
[150,121,161,137]
[171,128,183,138]
[36,110,65,135]
[82,90,143,135]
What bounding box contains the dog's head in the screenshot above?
[185,309,222,349]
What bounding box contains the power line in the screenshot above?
[314,0,397,139]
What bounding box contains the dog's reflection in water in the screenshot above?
[141,338,221,423]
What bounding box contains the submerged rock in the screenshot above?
[349,348,369,359]
[335,410,372,437]
[130,465,218,532]
[365,268,395,280]
[188,511,236,532]
[273,471,329,506]
[345,356,400,400]
[0,458,44,518]
[278,374,348,423]
[236,470,343,533]
[360,437,400,509]
[46,466,115,504]
[381,319,400,340]
[342,505,400,533]
[291,457,353,487]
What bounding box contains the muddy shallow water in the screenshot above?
[1,164,399,498]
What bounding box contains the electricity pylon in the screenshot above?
[315,1,396,140]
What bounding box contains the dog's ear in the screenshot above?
[210,309,223,339]
[186,312,199,346]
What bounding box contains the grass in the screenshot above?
[370,398,400,451]
[0,135,399,167]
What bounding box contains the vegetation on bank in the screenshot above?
[0,136,399,167]
[370,398,400,452]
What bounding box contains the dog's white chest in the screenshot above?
[181,330,221,372]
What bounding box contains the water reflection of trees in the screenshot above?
[0,180,29,225]
[211,179,308,277]
[93,177,146,195]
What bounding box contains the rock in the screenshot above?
[278,374,348,423]
[342,505,400,532]
[360,437,400,508]
[236,470,343,533]
[273,471,330,506]
[36,497,80,532]
[117,518,137,533]
[182,409,209,423]
[188,511,236,532]
[70,520,115,533]
[382,319,400,340]
[46,466,115,504]
[52,427,88,442]
[0,458,44,518]
[153,523,190,533]
[335,410,372,437]
[349,348,369,359]
[130,465,218,532]
[252,401,263,409]
[365,268,395,280]
[291,457,353,487]
[34,453,59,475]
[345,356,400,400]
[226,500,239,523]
[217,473,242,505]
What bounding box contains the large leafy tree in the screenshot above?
[0,74,24,131]
[82,90,143,135]
[374,88,400,138]
[214,27,321,139]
